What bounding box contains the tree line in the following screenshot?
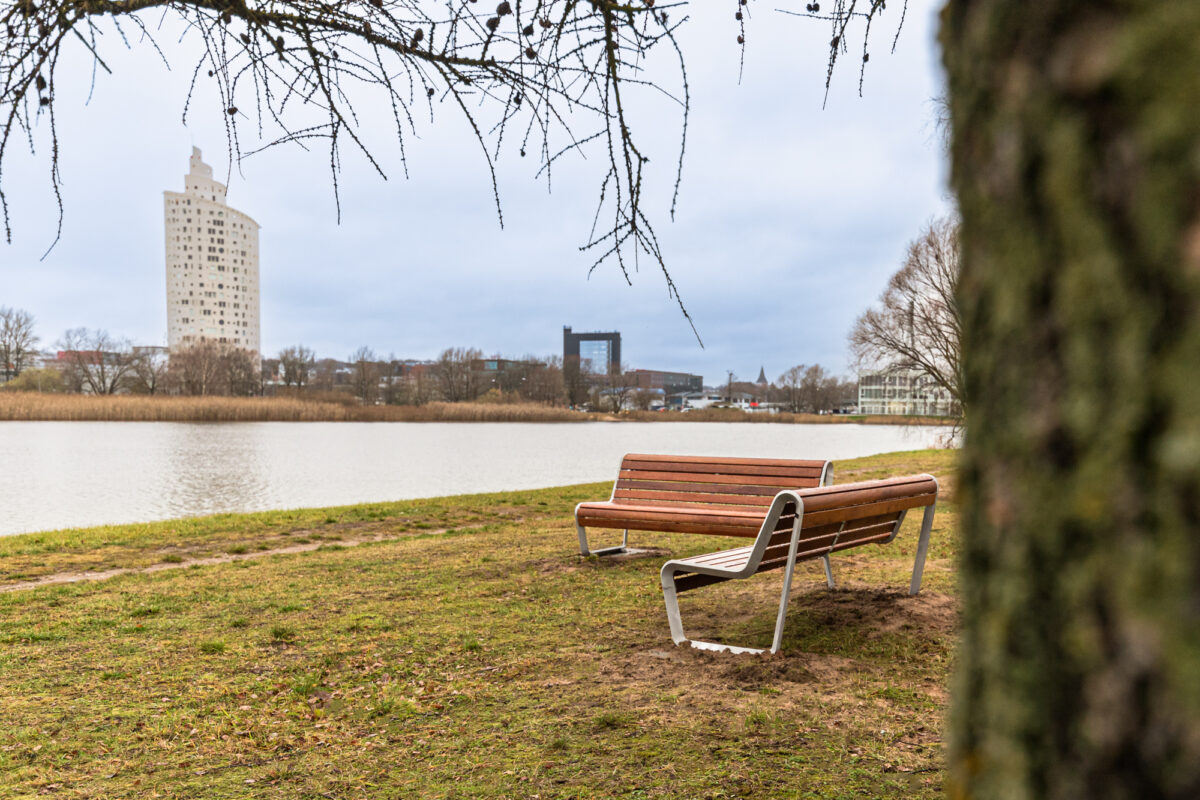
[1,316,861,412]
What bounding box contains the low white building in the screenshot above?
[858,370,955,416]
[672,390,774,412]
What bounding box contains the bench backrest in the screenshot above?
[611,454,833,509]
[762,473,937,569]
[673,474,937,592]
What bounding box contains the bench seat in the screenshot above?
[660,474,939,654]
[574,453,833,555]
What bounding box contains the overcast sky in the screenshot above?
[1,3,950,386]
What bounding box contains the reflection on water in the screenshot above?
[0,421,948,535]
[162,425,272,519]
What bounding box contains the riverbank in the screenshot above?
[0,450,955,798]
[0,391,953,424]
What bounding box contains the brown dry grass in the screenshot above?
[0,392,955,425]
[0,393,585,422]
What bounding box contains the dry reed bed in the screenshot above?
[0,392,953,424]
[0,393,586,422]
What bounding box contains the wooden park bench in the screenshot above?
[660,474,939,654]
[574,454,834,563]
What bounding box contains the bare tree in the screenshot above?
[310,359,342,393]
[349,346,378,403]
[169,341,225,396]
[524,356,564,406]
[126,348,170,395]
[561,356,591,409]
[221,347,260,396]
[776,364,807,413]
[435,347,482,403]
[598,364,634,412]
[56,328,134,394]
[278,345,315,388]
[796,364,839,413]
[0,306,38,381]
[378,355,403,405]
[850,216,962,411]
[399,363,434,406]
[632,389,657,411]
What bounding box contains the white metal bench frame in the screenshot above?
[659,476,938,655]
[574,458,834,558]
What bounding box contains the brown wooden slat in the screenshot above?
[621,459,826,479]
[672,529,897,593]
[609,498,776,513]
[795,477,937,509]
[615,479,781,497]
[681,518,899,573]
[580,502,765,521]
[800,494,934,527]
[579,516,761,537]
[613,489,776,507]
[765,513,902,547]
[620,469,820,489]
[624,454,828,469]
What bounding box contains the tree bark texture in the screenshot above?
[942,1,1200,797]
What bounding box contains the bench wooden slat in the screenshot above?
[612,489,777,507]
[580,518,764,537]
[796,476,936,510]
[800,493,934,526]
[614,479,782,498]
[762,512,904,546]
[671,530,899,593]
[579,503,766,522]
[677,519,901,577]
[619,469,823,489]
[624,454,829,469]
[621,459,827,479]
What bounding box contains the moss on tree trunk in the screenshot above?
[941,2,1200,797]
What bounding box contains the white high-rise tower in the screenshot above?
[164,148,261,353]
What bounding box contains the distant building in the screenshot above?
[627,368,703,394]
[563,326,620,374]
[671,389,771,412]
[164,147,261,354]
[858,370,954,416]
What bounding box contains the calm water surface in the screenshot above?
[0,421,948,535]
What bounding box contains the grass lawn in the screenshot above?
[0,449,958,798]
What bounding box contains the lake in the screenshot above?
[0,421,949,536]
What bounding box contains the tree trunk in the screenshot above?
[942,2,1200,797]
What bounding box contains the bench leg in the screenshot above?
[821,555,835,589]
[577,525,629,557]
[660,566,688,646]
[908,504,937,595]
[661,524,803,656]
[661,566,768,655]
[769,550,800,655]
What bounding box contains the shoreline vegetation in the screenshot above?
[0,391,954,424]
[1,450,955,797]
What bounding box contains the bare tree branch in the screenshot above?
[850,215,963,410]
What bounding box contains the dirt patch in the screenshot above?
[798,588,958,639]
[590,588,957,700]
